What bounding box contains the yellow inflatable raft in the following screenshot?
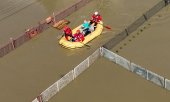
[59,21,103,49]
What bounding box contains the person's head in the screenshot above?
[84,19,87,23]
[64,25,68,30]
[76,30,80,33]
[94,11,99,15]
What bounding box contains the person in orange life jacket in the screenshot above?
[90,11,102,27]
[72,30,85,42]
[63,26,74,41]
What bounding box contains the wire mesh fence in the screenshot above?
[145,0,165,20]
[147,70,165,87]
[131,63,147,79]
[102,47,170,91]
[32,47,170,102]
[103,30,127,49]
[126,15,146,34]
[0,42,14,57]
[103,0,167,50]
[165,79,170,91]
[32,48,100,102]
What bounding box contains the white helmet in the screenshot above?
[94,11,98,15]
[84,19,87,23]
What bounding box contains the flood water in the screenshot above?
[49,57,170,102]
[112,4,170,79]
[0,0,166,102]
[0,0,78,44]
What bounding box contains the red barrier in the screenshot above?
[26,27,39,38]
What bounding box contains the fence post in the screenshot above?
[100,47,103,56]
[57,81,59,92]
[37,94,43,102]
[164,77,166,88]
[10,37,15,49]
[143,14,147,21]
[125,28,129,36]
[146,70,149,80]
[73,68,76,79]
[87,57,90,67]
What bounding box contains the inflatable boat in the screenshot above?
[59,21,103,49]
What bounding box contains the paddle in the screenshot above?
[70,38,91,48]
[79,42,91,48]
[58,35,90,48]
[98,23,111,30]
[58,34,64,39]
[103,25,111,29]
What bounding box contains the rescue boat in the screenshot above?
[59,21,103,49]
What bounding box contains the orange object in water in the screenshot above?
[26,28,38,38]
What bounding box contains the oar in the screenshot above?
[57,33,64,40]
[59,36,90,48]
[79,42,91,48]
[98,23,111,30]
[70,38,91,48]
[103,25,111,29]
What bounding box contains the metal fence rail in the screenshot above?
[145,0,165,20]
[32,48,101,102]
[102,0,170,91]
[103,30,127,49]
[33,47,170,102]
[102,47,170,91]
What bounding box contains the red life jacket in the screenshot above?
[91,14,102,23]
[73,33,85,42]
[64,28,72,40]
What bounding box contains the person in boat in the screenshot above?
[90,11,102,28]
[81,20,91,36]
[63,25,74,41]
[72,30,85,42]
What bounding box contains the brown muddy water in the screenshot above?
[0,0,78,44]
[112,4,170,79]
[0,0,164,101]
[49,57,170,102]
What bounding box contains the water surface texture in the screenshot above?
[0,0,78,44]
[112,4,170,79]
[50,57,170,102]
[0,0,163,101]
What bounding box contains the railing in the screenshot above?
[32,0,170,101]
[33,47,170,102]
[32,48,102,102]
[102,47,170,91]
[1,0,170,101]
[103,0,166,49]
[0,0,92,58]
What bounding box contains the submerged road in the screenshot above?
[0,0,162,101]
